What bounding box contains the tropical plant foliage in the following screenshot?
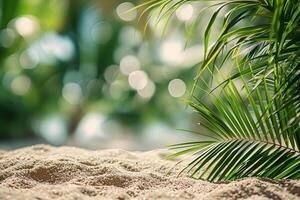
[138,0,300,181]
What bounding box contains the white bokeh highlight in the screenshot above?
[160,39,184,66]
[168,79,186,97]
[116,2,137,22]
[10,75,31,96]
[75,112,107,141]
[14,16,39,37]
[176,4,194,22]
[120,55,140,75]
[137,80,156,99]
[62,82,82,105]
[128,70,148,90]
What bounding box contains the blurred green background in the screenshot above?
[0,0,210,150]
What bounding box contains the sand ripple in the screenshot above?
[0,145,299,200]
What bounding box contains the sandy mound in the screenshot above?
[0,145,299,200]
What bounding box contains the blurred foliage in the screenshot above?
[0,0,203,143]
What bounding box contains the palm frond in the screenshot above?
[173,65,300,181]
[137,0,300,181]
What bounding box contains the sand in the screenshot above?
[0,145,299,200]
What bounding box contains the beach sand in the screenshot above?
[0,145,299,200]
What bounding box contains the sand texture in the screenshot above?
[0,145,299,200]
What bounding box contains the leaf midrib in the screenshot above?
[220,138,300,154]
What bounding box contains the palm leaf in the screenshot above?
[136,0,300,181]
[171,68,300,181]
